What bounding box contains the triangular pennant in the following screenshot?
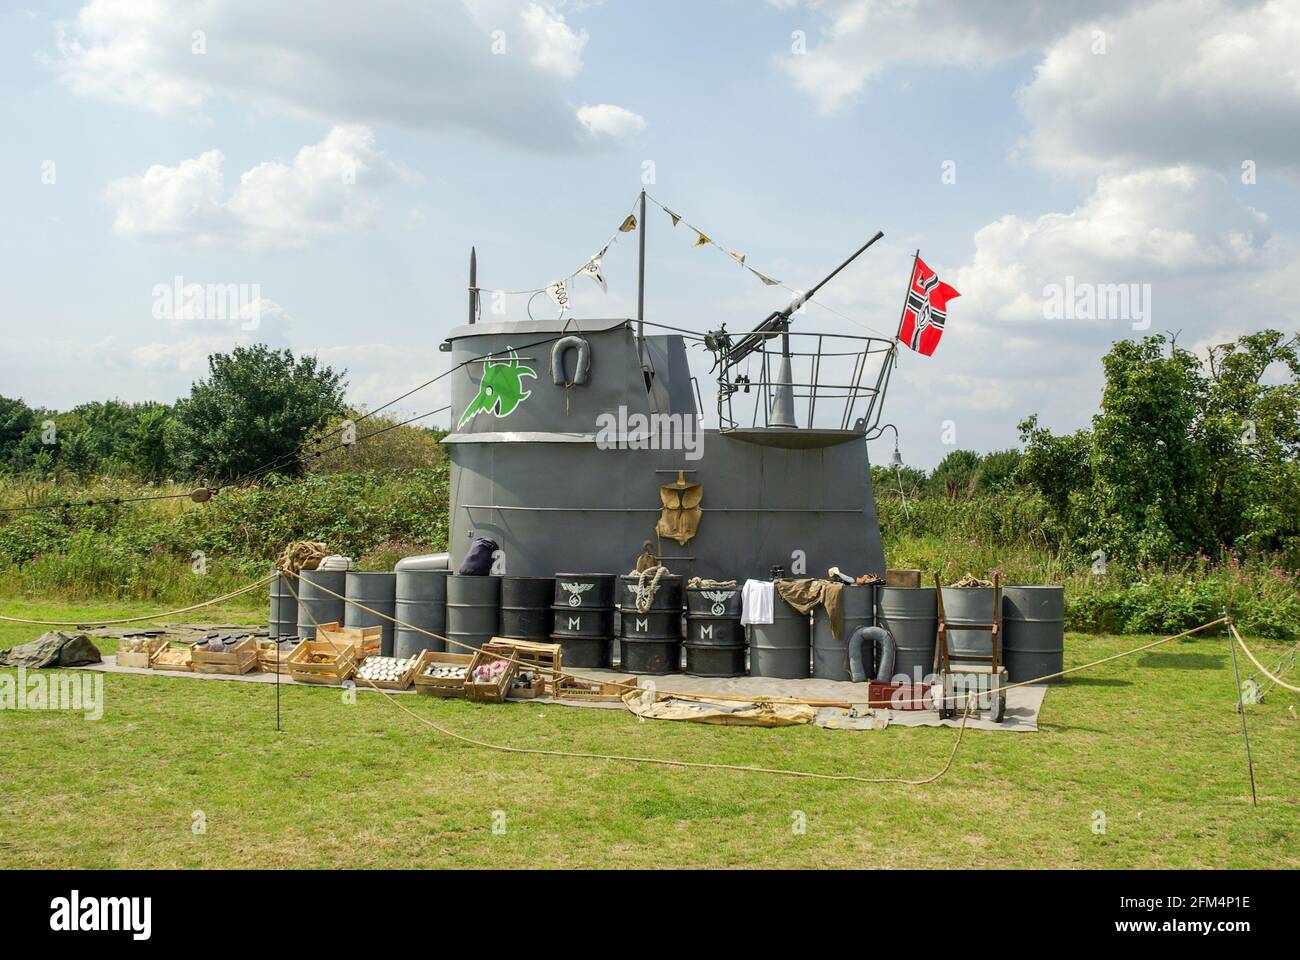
[545,278,570,312]
[578,253,607,293]
[665,208,681,227]
[693,231,710,248]
[618,214,637,233]
[748,267,780,286]
[728,250,746,266]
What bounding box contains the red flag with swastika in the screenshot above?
[897,256,959,357]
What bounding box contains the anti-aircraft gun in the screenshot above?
[704,231,884,428]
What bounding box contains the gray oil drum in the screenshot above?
[876,586,937,683]
[940,586,1000,662]
[551,573,615,668]
[748,593,810,679]
[619,574,683,674]
[296,568,346,639]
[394,569,449,658]
[812,583,874,681]
[446,574,501,654]
[269,570,297,639]
[1002,585,1065,683]
[500,577,555,641]
[344,571,397,657]
[684,584,744,677]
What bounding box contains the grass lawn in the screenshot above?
[0,598,1296,869]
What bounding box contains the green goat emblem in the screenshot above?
[458,348,537,428]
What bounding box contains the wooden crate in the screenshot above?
[314,622,381,662]
[464,648,518,703]
[412,649,474,698]
[553,675,634,703]
[507,675,547,699]
[190,636,259,675]
[149,645,193,672]
[354,654,419,691]
[483,637,562,685]
[256,640,298,675]
[286,639,357,685]
[116,635,168,669]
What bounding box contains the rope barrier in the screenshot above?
[274,567,1232,709]
[1231,624,1300,693]
[0,574,276,627]
[280,571,974,786]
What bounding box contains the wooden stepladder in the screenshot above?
[933,573,1007,722]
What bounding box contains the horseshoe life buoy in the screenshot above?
[550,335,592,387]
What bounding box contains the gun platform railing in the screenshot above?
[714,331,897,434]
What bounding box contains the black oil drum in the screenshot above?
[812,583,874,681]
[551,573,615,668]
[619,574,683,674]
[296,569,346,640]
[1002,585,1065,683]
[269,570,297,639]
[684,583,744,677]
[344,571,397,657]
[748,592,811,679]
[446,574,501,653]
[500,576,554,641]
[394,569,448,658]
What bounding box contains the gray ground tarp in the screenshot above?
[0,631,103,669]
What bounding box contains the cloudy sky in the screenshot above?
[3,0,1298,468]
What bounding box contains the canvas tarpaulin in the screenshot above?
[621,688,815,727]
[0,631,103,669]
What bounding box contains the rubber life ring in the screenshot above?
[550,335,591,387]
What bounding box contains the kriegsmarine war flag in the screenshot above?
[897,255,960,357]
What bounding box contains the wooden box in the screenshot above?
[190,636,259,675]
[553,675,633,703]
[354,654,419,691]
[411,650,474,698]
[314,622,382,662]
[149,645,193,672]
[464,648,518,703]
[507,675,547,699]
[483,637,562,685]
[286,639,357,685]
[885,568,923,588]
[256,640,297,675]
[116,635,167,669]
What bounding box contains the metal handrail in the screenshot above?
[709,329,896,432]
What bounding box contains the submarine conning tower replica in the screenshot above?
[442,222,897,582]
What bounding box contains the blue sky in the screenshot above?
[2,1,1297,468]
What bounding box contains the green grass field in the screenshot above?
[1,599,1296,869]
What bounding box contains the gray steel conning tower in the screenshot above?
[442,215,895,582]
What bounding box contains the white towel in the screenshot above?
[741,579,774,626]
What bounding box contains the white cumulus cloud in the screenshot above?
[53,0,610,148]
[106,126,406,247]
[576,103,647,138]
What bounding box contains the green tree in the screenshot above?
[1018,330,1300,565]
[975,448,1022,493]
[0,395,35,470]
[126,404,174,482]
[171,346,347,483]
[929,449,982,498]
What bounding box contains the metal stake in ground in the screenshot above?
[1225,616,1258,807]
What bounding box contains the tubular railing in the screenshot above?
[711,331,896,433]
